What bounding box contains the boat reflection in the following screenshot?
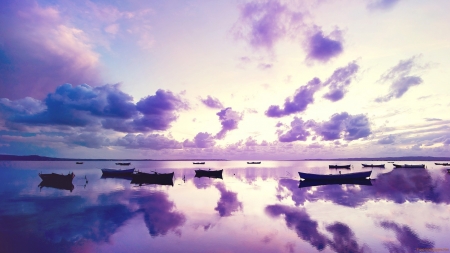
[100,174,133,181]
[38,180,75,192]
[299,179,372,188]
[131,172,174,186]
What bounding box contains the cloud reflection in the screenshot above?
[214,183,243,217]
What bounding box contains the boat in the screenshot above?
[76,162,83,164]
[101,168,135,175]
[195,169,223,178]
[299,178,372,188]
[193,162,205,165]
[116,162,131,166]
[329,165,351,169]
[298,171,372,180]
[247,161,261,164]
[38,180,74,192]
[39,172,75,183]
[435,163,450,166]
[131,171,174,186]
[393,164,426,168]
[388,162,394,163]
[362,164,385,168]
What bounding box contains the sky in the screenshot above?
[1,0,450,159]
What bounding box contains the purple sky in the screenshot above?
[1,0,450,159]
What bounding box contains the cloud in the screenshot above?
[305,29,344,63]
[380,221,433,252]
[266,78,321,117]
[183,132,216,148]
[367,0,401,10]
[215,107,243,139]
[424,118,442,122]
[200,96,224,109]
[1,84,186,133]
[375,56,425,102]
[322,61,359,102]
[214,183,243,217]
[115,134,182,150]
[311,112,371,141]
[0,0,101,100]
[326,222,366,253]
[378,135,395,145]
[277,117,311,142]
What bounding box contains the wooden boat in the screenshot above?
[435,163,450,166]
[247,161,261,164]
[193,162,205,165]
[299,171,372,180]
[116,162,131,166]
[299,178,372,188]
[388,162,394,163]
[393,164,425,168]
[195,169,223,178]
[39,172,75,183]
[329,164,351,169]
[101,168,135,175]
[131,171,174,186]
[76,162,83,164]
[362,164,385,168]
[38,180,74,192]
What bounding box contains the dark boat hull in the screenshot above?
[195,169,223,178]
[39,173,75,183]
[131,172,174,186]
[362,164,385,168]
[116,162,131,166]
[193,162,205,164]
[435,163,450,166]
[329,165,351,169]
[299,179,372,188]
[247,162,261,164]
[393,164,425,168]
[299,171,372,180]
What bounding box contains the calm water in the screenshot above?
[0,161,449,253]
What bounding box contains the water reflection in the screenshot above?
[38,180,75,192]
[214,183,242,217]
[380,221,434,252]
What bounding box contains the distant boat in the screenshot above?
[299,178,372,188]
[116,162,131,166]
[131,171,174,186]
[101,168,135,175]
[193,162,205,165]
[362,164,385,168]
[195,169,223,178]
[329,165,351,169]
[299,171,372,181]
[247,161,261,164]
[393,164,426,168]
[76,162,83,164]
[388,162,394,163]
[39,172,75,183]
[38,180,74,192]
[435,163,450,166]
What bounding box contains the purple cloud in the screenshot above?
[378,135,395,145]
[312,112,371,141]
[375,56,425,102]
[0,0,101,100]
[305,29,344,63]
[266,78,321,117]
[200,96,224,109]
[183,132,216,148]
[380,221,433,252]
[115,134,182,150]
[215,183,243,217]
[67,132,111,149]
[323,61,359,102]
[367,0,401,10]
[278,117,311,142]
[215,107,243,139]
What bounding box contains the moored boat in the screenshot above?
[116,162,131,166]
[362,164,385,168]
[195,169,223,178]
[101,168,135,175]
[131,171,174,186]
[299,171,372,180]
[193,162,205,165]
[247,161,261,164]
[435,163,450,166]
[329,165,351,169]
[393,164,426,168]
[76,162,83,164]
[39,172,75,183]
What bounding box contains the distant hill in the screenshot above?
[0,154,226,161]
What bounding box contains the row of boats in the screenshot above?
[193,162,261,165]
[329,163,427,168]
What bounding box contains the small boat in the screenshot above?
[299,171,372,180]
[388,162,394,163]
[299,178,372,188]
[116,162,131,166]
[195,169,223,178]
[193,162,205,165]
[247,161,261,164]
[329,165,351,169]
[101,168,135,175]
[76,162,83,164]
[131,171,174,186]
[435,163,450,166]
[39,172,75,183]
[362,164,385,168]
[39,180,74,192]
[393,164,425,168]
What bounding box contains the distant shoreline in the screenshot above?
[1,154,450,162]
